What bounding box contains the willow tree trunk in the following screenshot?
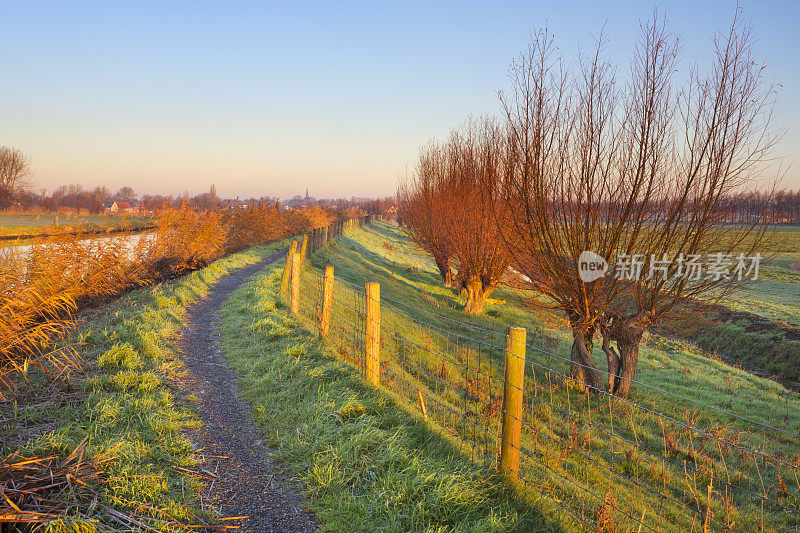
[462,274,496,314]
[614,340,640,397]
[569,328,602,391]
[433,252,453,287]
[601,313,648,397]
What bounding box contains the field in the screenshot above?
[292,221,800,531]
[667,249,800,388]
[217,258,553,531]
[2,217,799,531]
[0,213,152,239]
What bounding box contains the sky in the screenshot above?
[1,0,798,199]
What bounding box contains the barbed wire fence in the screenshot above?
[280,217,800,532]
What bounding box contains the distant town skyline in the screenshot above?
[2,0,798,197]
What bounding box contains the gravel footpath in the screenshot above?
[179,248,318,533]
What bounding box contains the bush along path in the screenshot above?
[178,247,318,533]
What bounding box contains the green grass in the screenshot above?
[719,251,800,327]
[218,258,563,532]
[292,221,800,532]
[0,213,152,237]
[657,252,800,388]
[1,238,290,532]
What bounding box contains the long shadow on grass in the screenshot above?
[222,265,567,532]
[309,222,512,337]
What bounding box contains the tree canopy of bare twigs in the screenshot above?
[497,11,780,395]
[401,117,513,313]
[0,146,33,208]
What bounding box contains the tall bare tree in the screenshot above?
[399,155,456,287]
[498,12,779,395]
[402,118,513,313]
[114,186,137,204]
[0,147,32,208]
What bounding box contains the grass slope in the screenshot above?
[219,260,561,532]
[1,239,288,532]
[299,221,799,532]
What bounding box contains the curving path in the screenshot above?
[178,248,317,533]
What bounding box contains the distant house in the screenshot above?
[109,201,136,213]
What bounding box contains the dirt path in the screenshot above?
[179,249,318,533]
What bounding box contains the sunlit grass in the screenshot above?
[0,213,152,239]
[218,260,561,532]
[297,221,800,532]
[1,239,289,530]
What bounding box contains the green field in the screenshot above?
[218,260,553,531]
[663,250,800,388]
[0,213,152,238]
[293,221,800,532]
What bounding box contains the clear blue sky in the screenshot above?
[1,0,797,198]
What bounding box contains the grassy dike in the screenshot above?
[218,261,559,532]
[272,222,800,531]
[1,239,289,532]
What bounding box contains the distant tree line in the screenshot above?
[726,190,800,224]
[0,153,399,217]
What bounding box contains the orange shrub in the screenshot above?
[0,205,230,393]
[0,202,340,393]
[140,205,227,276]
[221,203,326,252]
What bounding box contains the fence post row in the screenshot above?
[281,240,298,294]
[500,326,527,483]
[291,252,301,315]
[365,282,381,387]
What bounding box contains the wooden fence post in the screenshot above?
[365,282,380,387]
[281,240,298,294]
[320,266,334,337]
[499,326,527,483]
[299,233,308,262]
[291,252,301,315]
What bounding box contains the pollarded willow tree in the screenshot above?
[401,117,513,313]
[398,155,456,287]
[498,12,779,395]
